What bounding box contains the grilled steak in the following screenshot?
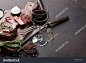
[5,17,18,26]
[0,21,17,39]
[20,14,33,26]
[14,16,24,25]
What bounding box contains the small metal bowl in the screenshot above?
[24,43,36,54]
[0,9,4,20]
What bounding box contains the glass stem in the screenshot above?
[37,26,41,38]
[38,26,41,34]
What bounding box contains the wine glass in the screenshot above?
[31,2,48,46]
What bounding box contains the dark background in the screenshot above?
[0,0,86,57]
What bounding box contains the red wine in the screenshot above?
[32,10,48,25]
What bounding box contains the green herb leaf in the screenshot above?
[5,44,21,47]
[1,25,10,29]
[0,42,3,46]
[0,40,24,47]
[3,40,24,44]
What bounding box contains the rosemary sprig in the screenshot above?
[5,44,21,47]
[0,40,24,47]
[0,42,3,46]
[3,40,24,45]
[1,25,10,29]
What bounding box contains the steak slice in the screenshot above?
[0,21,17,39]
[14,16,24,25]
[0,32,16,39]
[5,17,18,26]
[20,14,33,26]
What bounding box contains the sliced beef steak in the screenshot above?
[14,16,24,25]
[0,21,17,39]
[20,14,33,26]
[5,17,18,26]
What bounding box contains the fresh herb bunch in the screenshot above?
[0,40,24,47]
[1,25,10,29]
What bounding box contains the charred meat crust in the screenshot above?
[20,14,33,26]
[0,21,17,39]
[5,17,18,26]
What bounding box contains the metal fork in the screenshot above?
[20,25,37,35]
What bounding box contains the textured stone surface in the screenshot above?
[0,0,86,57]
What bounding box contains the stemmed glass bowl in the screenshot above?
[31,1,49,46]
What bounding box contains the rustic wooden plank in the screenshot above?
[0,1,38,54]
[24,1,38,15]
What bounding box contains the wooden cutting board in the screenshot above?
[0,1,38,54]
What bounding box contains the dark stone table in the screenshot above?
[0,0,86,57]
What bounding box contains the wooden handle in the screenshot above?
[51,16,69,24]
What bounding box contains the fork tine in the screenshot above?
[20,28,35,35]
[20,25,30,32]
[21,26,36,33]
[21,29,34,36]
[20,26,36,35]
[20,26,34,33]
